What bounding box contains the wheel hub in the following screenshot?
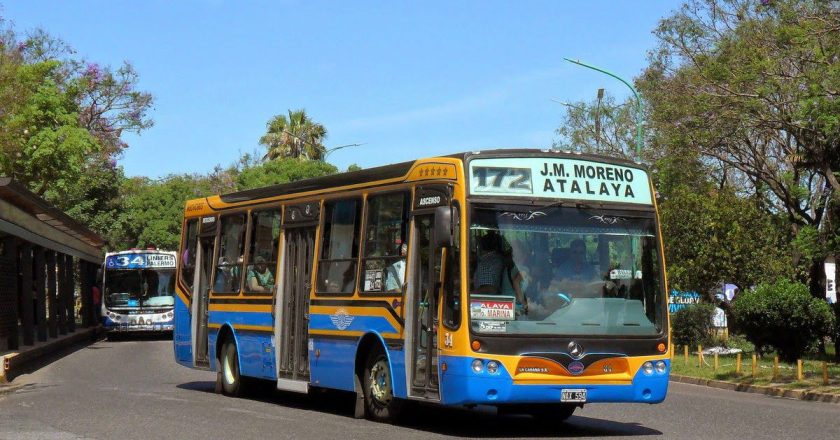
[369,359,392,404]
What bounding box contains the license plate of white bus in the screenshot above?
[561,389,587,402]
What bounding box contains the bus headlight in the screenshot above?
[655,360,667,374]
[486,360,499,374]
[471,359,484,373]
[642,361,654,375]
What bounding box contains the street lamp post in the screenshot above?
[564,58,644,159]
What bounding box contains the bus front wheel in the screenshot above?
[362,348,403,422]
[218,340,243,397]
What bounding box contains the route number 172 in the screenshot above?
[471,166,533,194]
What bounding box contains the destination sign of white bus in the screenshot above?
[469,157,652,205]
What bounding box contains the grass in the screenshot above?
[670,345,840,395]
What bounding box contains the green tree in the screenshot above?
[638,0,840,299]
[236,156,337,190]
[259,109,327,161]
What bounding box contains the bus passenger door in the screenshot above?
[276,226,315,388]
[409,213,441,399]
[193,233,215,368]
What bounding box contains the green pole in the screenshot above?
[563,57,644,158]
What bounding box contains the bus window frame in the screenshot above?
[179,217,199,296]
[315,196,363,297]
[243,206,282,296]
[212,211,248,296]
[359,190,412,297]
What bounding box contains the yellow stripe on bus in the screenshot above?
[209,303,273,313]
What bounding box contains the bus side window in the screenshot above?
[361,192,410,294]
[180,219,199,291]
[317,198,362,295]
[214,213,246,294]
[244,209,281,294]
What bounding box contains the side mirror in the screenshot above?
[434,206,453,248]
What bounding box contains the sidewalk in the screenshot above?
[671,374,840,404]
[1,325,102,388]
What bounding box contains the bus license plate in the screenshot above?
[561,389,587,402]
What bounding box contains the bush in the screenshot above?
[671,303,717,347]
[724,333,755,353]
[731,280,835,362]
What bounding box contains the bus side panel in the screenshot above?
[173,293,192,367]
[208,310,275,379]
[310,338,356,392]
[308,336,407,398]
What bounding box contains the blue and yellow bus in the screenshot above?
[173,150,670,422]
[102,249,177,332]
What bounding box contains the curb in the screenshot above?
[0,383,23,397]
[2,326,102,383]
[670,374,840,404]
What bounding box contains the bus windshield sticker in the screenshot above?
[469,158,652,205]
[364,269,383,291]
[609,269,633,280]
[469,295,516,321]
[477,320,507,333]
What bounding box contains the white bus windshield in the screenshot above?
[104,269,176,308]
[468,205,665,337]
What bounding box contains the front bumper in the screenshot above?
[439,356,669,406]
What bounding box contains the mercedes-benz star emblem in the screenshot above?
[568,341,583,359]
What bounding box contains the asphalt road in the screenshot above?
[1,338,837,440]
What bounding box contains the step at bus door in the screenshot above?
[409,213,441,399]
[276,226,315,388]
[193,230,215,368]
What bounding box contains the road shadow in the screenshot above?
[105,332,173,342]
[176,379,661,437]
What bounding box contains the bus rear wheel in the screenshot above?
[218,340,243,397]
[362,348,403,422]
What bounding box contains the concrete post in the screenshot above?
[56,253,67,335]
[46,250,57,339]
[19,243,34,346]
[34,246,47,342]
[66,255,75,332]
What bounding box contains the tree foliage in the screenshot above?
[671,303,717,347]
[259,109,328,161]
[731,280,835,361]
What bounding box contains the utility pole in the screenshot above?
[595,88,604,149]
[564,58,644,159]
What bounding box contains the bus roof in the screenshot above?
[193,149,643,207]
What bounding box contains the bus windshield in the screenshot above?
[104,269,176,308]
[468,205,665,337]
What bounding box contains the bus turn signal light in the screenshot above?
[657,343,666,353]
[471,340,481,351]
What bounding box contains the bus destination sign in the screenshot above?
[469,157,652,205]
[106,253,176,269]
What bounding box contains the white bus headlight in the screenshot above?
[471,359,484,373]
[486,361,499,374]
[642,361,654,375]
[655,360,667,374]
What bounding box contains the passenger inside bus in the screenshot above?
[470,233,504,294]
[246,255,274,293]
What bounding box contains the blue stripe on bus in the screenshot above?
[173,294,192,367]
[438,356,669,406]
[309,314,398,334]
[208,311,273,327]
[309,335,408,398]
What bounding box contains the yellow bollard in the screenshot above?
[796,359,803,381]
[752,354,757,377]
[736,353,742,375]
[823,362,829,386]
[684,345,689,365]
[698,345,703,368]
[773,356,779,381]
[714,352,719,372]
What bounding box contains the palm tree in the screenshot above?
[259,109,328,161]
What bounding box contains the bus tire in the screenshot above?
[362,347,403,422]
[219,339,243,397]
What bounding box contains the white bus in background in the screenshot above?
[102,249,177,333]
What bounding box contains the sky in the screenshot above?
[3,0,682,178]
